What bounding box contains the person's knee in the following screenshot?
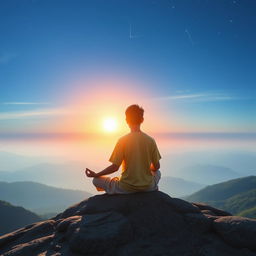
[92,177,99,186]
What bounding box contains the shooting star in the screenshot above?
[129,24,143,39]
[185,29,194,45]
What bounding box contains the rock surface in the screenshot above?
[0,191,256,256]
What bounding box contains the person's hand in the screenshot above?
[85,168,98,178]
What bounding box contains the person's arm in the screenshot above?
[150,161,160,172]
[150,139,161,172]
[85,163,119,178]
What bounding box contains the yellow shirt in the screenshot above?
[109,131,161,192]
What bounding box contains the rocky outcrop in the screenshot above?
[0,191,256,256]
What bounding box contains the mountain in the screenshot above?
[161,151,256,177]
[0,151,61,171]
[0,181,91,215]
[0,162,240,194]
[0,200,41,236]
[0,151,37,171]
[221,189,256,215]
[239,207,256,218]
[185,176,256,217]
[159,176,205,197]
[1,191,256,255]
[0,162,97,193]
[1,150,255,193]
[171,164,240,185]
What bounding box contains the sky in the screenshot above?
[0,0,256,142]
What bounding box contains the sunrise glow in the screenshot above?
[103,117,118,133]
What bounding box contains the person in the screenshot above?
[85,104,161,194]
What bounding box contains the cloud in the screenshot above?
[0,53,16,64]
[153,92,240,102]
[2,102,50,105]
[163,94,207,100]
[0,108,67,120]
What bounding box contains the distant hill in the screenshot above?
[172,164,240,185]
[0,200,41,235]
[185,176,256,217]
[0,181,91,215]
[1,151,255,193]
[239,206,256,218]
[159,176,205,197]
[0,162,96,193]
[0,151,61,171]
[161,151,256,177]
[0,163,239,193]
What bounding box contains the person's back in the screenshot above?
[110,131,161,192]
[85,104,161,194]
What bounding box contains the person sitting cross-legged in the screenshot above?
[85,104,161,194]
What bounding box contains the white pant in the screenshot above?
[92,170,161,195]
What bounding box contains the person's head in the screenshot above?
[125,104,144,127]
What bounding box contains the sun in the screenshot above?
[103,117,118,132]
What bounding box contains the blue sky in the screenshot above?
[0,0,255,135]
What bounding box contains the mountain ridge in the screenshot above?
[185,176,256,217]
[0,181,91,215]
[159,176,205,197]
[172,164,240,185]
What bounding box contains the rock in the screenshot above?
[203,213,220,221]
[0,229,26,249]
[193,203,232,216]
[59,200,88,219]
[0,220,55,251]
[69,212,132,255]
[213,216,256,251]
[1,191,256,256]
[14,220,56,245]
[82,191,200,215]
[167,198,200,213]
[2,235,54,256]
[184,212,212,233]
[57,216,81,232]
[201,209,217,216]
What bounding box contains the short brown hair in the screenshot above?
[125,104,144,125]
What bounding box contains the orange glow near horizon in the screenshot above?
[14,76,186,137]
[54,76,164,136]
